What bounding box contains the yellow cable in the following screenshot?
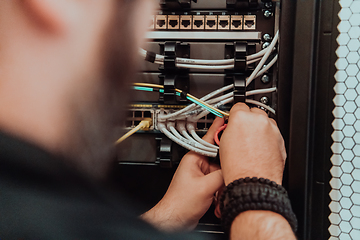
[133,83,230,118]
[133,83,164,89]
[115,119,152,144]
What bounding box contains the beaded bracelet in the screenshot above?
[219,177,298,234]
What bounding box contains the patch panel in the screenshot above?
[180,15,192,30]
[155,15,167,30]
[150,14,256,31]
[218,15,230,30]
[167,15,180,30]
[192,15,205,30]
[231,15,243,30]
[243,15,256,30]
[205,15,218,30]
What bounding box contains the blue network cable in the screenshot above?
[132,86,224,118]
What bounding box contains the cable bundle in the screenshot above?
[130,31,280,156]
[140,31,278,71]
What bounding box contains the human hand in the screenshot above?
[219,103,286,186]
[141,117,225,232]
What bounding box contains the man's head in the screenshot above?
[0,0,155,178]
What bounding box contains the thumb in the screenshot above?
[201,169,224,196]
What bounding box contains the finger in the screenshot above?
[201,169,224,195]
[250,107,269,117]
[213,184,225,218]
[229,102,250,115]
[214,202,221,219]
[202,117,224,144]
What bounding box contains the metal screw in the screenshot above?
[262,42,270,49]
[263,33,272,41]
[260,96,269,105]
[265,2,273,8]
[261,75,270,84]
[264,10,272,18]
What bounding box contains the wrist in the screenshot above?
[230,211,296,240]
[141,199,191,232]
[220,177,297,235]
[224,171,283,186]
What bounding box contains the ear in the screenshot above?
[22,0,78,34]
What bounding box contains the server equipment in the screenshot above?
[112,0,359,239]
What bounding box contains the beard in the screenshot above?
[62,2,139,180]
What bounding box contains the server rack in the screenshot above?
[112,0,359,239]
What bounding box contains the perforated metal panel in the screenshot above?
[330,0,360,239]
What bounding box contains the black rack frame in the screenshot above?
[278,1,340,239]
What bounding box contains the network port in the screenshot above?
[196,114,215,131]
[205,15,217,30]
[243,15,256,30]
[218,15,230,30]
[231,15,243,30]
[180,15,192,30]
[167,15,180,30]
[192,15,205,30]
[125,109,154,130]
[155,15,167,30]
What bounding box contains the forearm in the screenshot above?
[230,210,296,240]
[141,201,180,232]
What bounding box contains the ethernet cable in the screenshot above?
[177,92,233,118]
[186,122,219,150]
[116,119,152,144]
[246,31,279,86]
[177,120,219,150]
[139,35,276,68]
[173,63,235,70]
[133,83,277,121]
[178,87,277,120]
[133,83,230,118]
[157,84,234,120]
[167,121,217,153]
[255,55,278,78]
[194,98,276,120]
[140,49,245,66]
[147,32,279,83]
[157,121,218,158]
